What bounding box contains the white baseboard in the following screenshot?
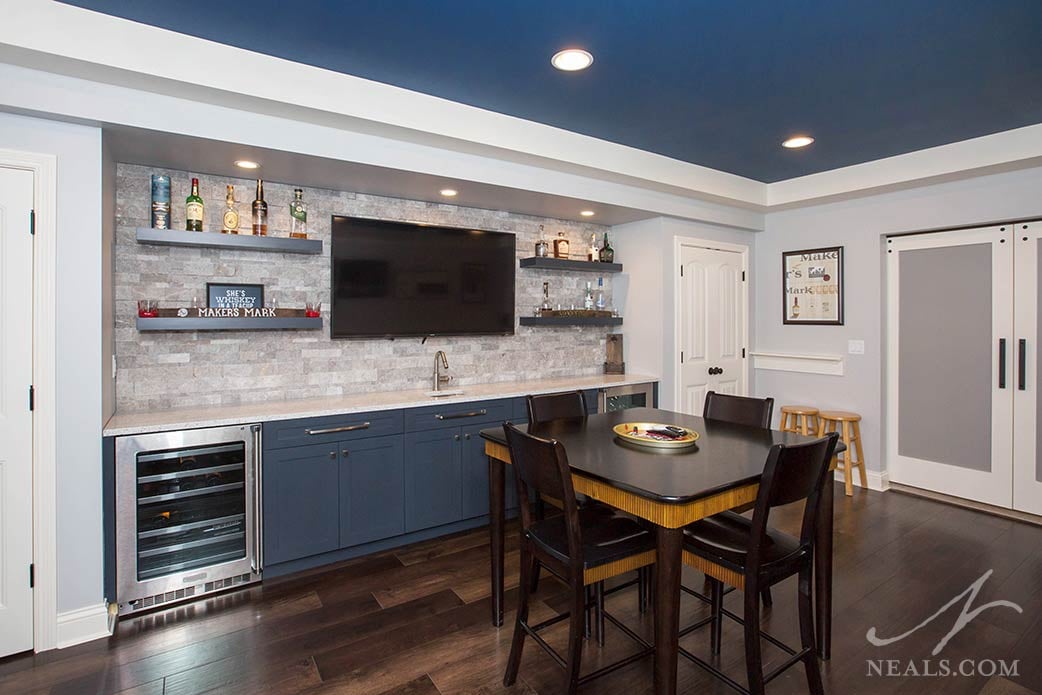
[834,467,890,492]
[56,602,112,649]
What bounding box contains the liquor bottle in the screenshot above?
[553,232,570,259]
[598,232,614,263]
[222,185,239,234]
[185,177,204,231]
[151,174,171,229]
[583,281,594,310]
[791,296,800,318]
[251,179,268,236]
[289,188,308,239]
[587,233,598,262]
[595,277,606,310]
[541,281,552,312]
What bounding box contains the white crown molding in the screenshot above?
[0,0,764,208]
[2,0,1039,216]
[766,124,1042,209]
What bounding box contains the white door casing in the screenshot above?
[1013,221,1042,515]
[886,225,1014,508]
[676,240,748,416]
[0,166,35,657]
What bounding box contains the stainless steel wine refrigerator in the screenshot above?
[115,424,262,615]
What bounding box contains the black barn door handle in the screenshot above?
[1019,339,1027,391]
[999,338,1006,389]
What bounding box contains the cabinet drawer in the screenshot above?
[264,409,403,450]
[404,399,512,432]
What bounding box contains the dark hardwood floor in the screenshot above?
[3,486,1040,694]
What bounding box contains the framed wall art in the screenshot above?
[782,246,843,325]
[206,282,265,309]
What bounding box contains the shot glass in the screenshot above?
[137,299,158,318]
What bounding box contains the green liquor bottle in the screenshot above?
[185,177,204,231]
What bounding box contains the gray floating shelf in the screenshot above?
[519,257,622,273]
[137,317,323,332]
[136,227,323,255]
[520,316,623,327]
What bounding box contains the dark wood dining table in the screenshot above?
[480,407,840,695]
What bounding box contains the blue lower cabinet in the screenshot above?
[584,388,600,414]
[404,428,463,532]
[339,435,405,548]
[264,442,341,565]
[461,424,491,518]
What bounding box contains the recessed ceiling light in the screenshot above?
[551,49,594,71]
[234,160,260,169]
[439,188,458,197]
[580,210,595,217]
[782,135,815,149]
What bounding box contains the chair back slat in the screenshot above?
[703,391,774,429]
[526,391,587,427]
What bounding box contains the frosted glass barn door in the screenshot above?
[887,226,1014,507]
[1013,221,1042,515]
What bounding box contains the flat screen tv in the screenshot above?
[331,216,516,338]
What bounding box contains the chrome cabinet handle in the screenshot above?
[342,449,350,457]
[454,434,461,441]
[306,422,371,435]
[250,424,263,574]
[435,409,487,420]
[464,433,471,440]
[329,452,336,459]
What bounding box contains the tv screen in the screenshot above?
[331,216,516,338]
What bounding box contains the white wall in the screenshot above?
[612,217,758,410]
[754,165,1042,479]
[0,112,104,614]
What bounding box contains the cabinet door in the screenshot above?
[263,443,340,565]
[461,425,518,518]
[340,435,405,547]
[404,429,462,532]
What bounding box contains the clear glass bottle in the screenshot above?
[251,179,268,236]
[583,281,594,310]
[185,177,204,231]
[535,224,549,257]
[598,232,614,263]
[595,276,606,310]
[541,281,552,312]
[587,233,598,262]
[221,185,239,234]
[289,188,308,239]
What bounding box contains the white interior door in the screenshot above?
[1014,221,1042,515]
[887,226,1014,507]
[0,166,35,657]
[678,244,746,415]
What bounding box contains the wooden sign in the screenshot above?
[782,246,843,325]
[605,333,625,374]
[206,282,264,310]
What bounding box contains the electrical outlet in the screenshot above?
[848,340,865,355]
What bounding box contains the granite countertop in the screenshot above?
[103,373,659,436]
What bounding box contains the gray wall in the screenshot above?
[611,217,758,410]
[0,112,104,613]
[115,164,615,411]
[754,165,1042,477]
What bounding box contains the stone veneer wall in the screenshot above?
[114,164,617,411]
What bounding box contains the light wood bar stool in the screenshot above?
[817,410,867,496]
[780,405,820,436]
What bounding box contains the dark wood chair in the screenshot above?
[502,423,655,694]
[679,433,840,695]
[698,390,776,606]
[703,390,775,429]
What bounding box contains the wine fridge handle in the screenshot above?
[251,424,263,574]
[999,338,1007,389]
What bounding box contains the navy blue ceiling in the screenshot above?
[63,0,1042,182]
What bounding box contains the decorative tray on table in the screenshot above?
[612,423,700,449]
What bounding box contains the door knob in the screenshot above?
[454,434,461,441]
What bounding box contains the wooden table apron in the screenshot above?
[484,433,836,695]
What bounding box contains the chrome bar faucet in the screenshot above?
[433,350,451,392]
